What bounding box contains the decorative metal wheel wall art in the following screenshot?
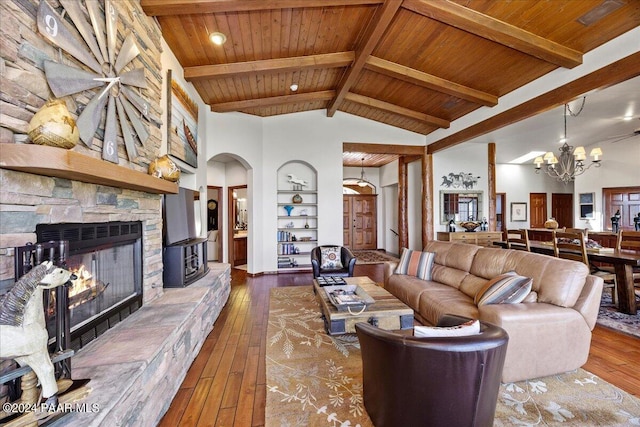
[37,0,154,164]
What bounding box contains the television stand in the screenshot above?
[163,237,208,287]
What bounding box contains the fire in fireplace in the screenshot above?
[14,221,143,352]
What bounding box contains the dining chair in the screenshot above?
[505,229,530,251]
[618,230,640,289]
[553,231,617,303]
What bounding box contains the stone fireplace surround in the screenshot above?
[0,1,233,423]
[0,165,231,426]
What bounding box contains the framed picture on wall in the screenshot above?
[579,192,595,219]
[166,69,199,168]
[511,202,527,222]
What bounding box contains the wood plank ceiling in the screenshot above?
[142,0,640,166]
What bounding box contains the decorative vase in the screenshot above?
[28,99,79,149]
[283,205,294,216]
[459,221,481,232]
[148,155,180,182]
[544,218,559,229]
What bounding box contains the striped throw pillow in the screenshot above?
[414,319,480,337]
[394,248,435,281]
[475,271,533,306]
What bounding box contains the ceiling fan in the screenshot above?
[601,128,640,143]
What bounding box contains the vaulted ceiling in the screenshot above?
[142,0,640,164]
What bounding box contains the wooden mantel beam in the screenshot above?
[365,56,498,107]
[345,92,450,128]
[402,0,582,69]
[141,0,383,16]
[327,0,402,117]
[210,90,335,112]
[185,52,355,81]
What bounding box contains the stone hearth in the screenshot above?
[48,263,230,427]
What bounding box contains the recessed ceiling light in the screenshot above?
[209,32,227,45]
[576,0,624,26]
[290,84,298,92]
[509,151,546,164]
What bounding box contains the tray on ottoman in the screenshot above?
[313,276,414,335]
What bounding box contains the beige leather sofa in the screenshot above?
[383,240,604,382]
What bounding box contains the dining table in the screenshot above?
[493,240,640,315]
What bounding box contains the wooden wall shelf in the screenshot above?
[0,144,178,194]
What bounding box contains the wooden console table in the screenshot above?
[437,231,503,247]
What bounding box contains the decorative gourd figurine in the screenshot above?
[148,155,180,182]
[28,99,79,149]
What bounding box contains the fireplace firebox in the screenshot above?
[14,221,143,353]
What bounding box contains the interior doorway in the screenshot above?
[496,193,506,233]
[228,185,248,268]
[206,186,222,261]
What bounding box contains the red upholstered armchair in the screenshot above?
[355,315,508,427]
[310,245,356,278]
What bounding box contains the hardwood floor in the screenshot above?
[159,264,640,426]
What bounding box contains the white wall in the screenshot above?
[574,138,640,231]
[206,109,423,273]
[496,163,568,229]
[160,39,211,239]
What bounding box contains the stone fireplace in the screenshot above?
[0,2,231,424]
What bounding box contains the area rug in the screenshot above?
[597,292,640,339]
[352,250,399,265]
[266,286,640,426]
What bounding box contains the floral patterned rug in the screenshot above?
[266,286,640,426]
[352,250,399,265]
[597,292,640,338]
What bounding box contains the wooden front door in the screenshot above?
[343,195,377,250]
[551,193,573,228]
[603,186,640,231]
[529,193,547,228]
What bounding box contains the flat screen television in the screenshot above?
[163,187,197,245]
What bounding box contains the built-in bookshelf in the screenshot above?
[277,162,317,272]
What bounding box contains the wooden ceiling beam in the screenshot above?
[345,92,450,128]
[141,0,383,16]
[210,90,335,112]
[344,142,424,156]
[402,0,582,69]
[427,52,640,154]
[327,0,403,117]
[185,52,355,81]
[365,56,498,107]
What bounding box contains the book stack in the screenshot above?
[278,256,293,268]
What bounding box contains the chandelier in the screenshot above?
[534,99,602,183]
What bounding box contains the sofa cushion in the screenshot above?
[320,247,343,269]
[426,241,481,273]
[386,274,432,309]
[474,272,533,306]
[414,319,480,337]
[417,285,480,325]
[395,248,435,280]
